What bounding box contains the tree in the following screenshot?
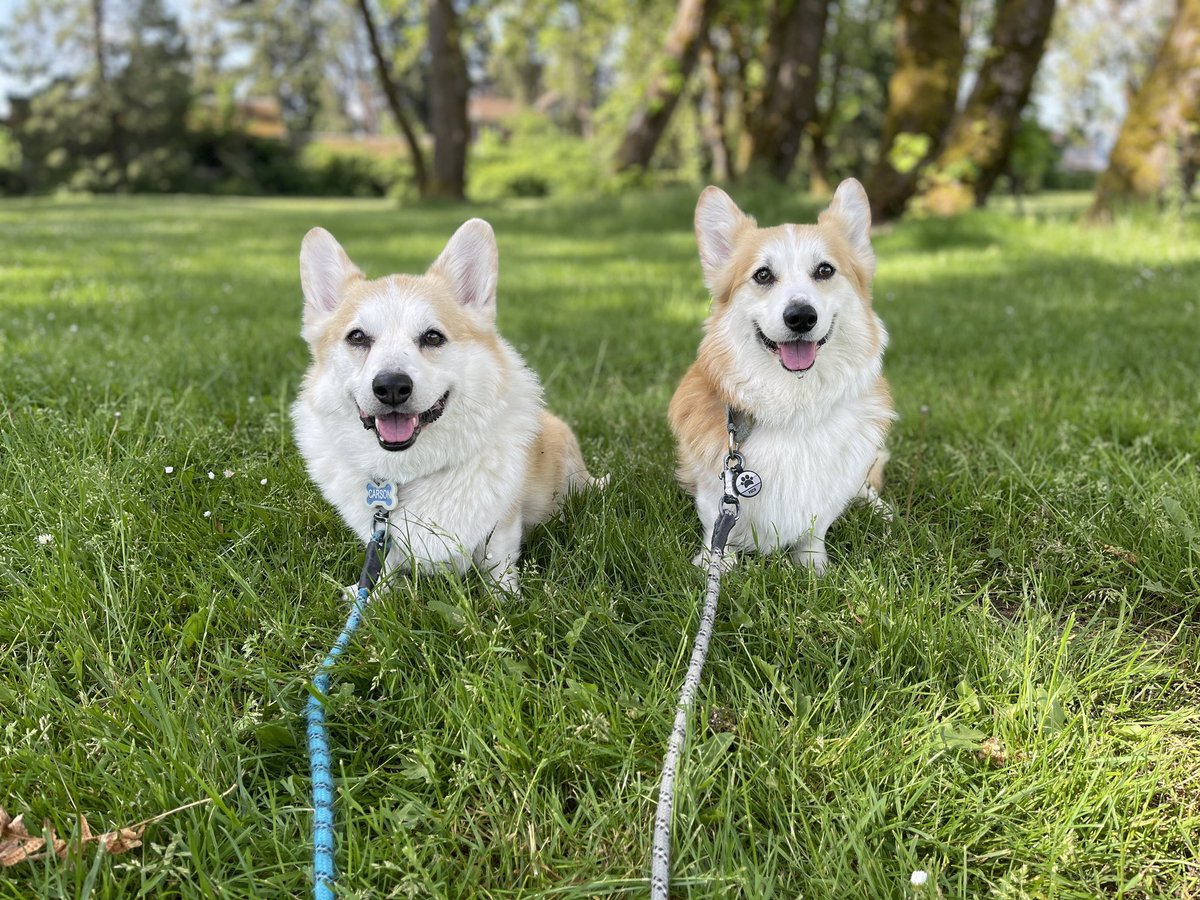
[1088,0,1200,220]
[868,0,964,220]
[741,0,830,182]
[917,0,1057,215]
[427,0,470,198]
[354,0,428,193]
[614,0,715,173]
[229,0,332,135]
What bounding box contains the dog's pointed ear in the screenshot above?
[819,178,875,279]
[299,227,363,325]
[695,186,754,291]
[429,218,498,319]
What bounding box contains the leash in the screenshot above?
[305,482,396,900]
[650,411,760,899]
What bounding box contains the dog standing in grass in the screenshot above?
[669,179,894,573]
[292,219,599,594]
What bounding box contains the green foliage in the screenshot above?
[470,114,604,200]
[887,131,934,175]
[4,0,192,194]
[296,143,412,197]
[1007,114,1061,192]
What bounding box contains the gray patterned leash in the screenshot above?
[650,411,760,898]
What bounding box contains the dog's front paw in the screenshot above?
[789,546,828,576]
[491,567,522,599]
[692,547,736,573]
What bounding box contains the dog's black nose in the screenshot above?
[372,371,413,406]
[783,303,819,334]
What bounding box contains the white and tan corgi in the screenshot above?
[292,219,598,594]
[668,179,894,573]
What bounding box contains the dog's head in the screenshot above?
[695,179,883,386]
[298,219,500,452]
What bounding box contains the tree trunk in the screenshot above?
[427,0,470,199]
[355,0,428,194]
[867,0,965,221]
[614,0,715,173]
[808,35,845,196]
[91,0,106,81]
[697,33,732,182]
[742,0,830,182]
[1088,0,1200,220]
[917,0,1056,216]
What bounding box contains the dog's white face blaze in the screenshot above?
[298,221,501,455]
[694,179,884,409]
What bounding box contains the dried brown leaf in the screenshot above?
[0,813,47,867]
[100,827,144,855]
[1102,544,1138,565]
[0,782,233,867]
[977,736,1008,768]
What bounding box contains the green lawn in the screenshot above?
[1,190,1198,898]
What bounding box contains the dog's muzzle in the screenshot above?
[358,391,450,451]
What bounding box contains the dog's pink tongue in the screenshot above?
[375,413,418,444]
[780,340,818,372]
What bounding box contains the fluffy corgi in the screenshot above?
[668,179,894,573]
[292,219,598,594]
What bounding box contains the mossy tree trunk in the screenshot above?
[742,0,830,183]
[867,0,964,221]
[917,0,1056,216]
[1088,0,1200,221]
[696,31,733,182]
[427,0,469,199]
[355,0,428,195]
[614,0,716,173]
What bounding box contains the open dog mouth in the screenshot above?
[358,391,450,451]
[756,319,834,373]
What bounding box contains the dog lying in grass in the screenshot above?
[292,219,600,594]
[669,179,894,573]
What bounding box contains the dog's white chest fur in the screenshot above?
[729,395,887,553]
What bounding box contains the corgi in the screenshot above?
[292,219,599,594]
[668,179,894,573]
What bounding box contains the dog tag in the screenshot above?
[365,481,398,511]
[734,469,762,498]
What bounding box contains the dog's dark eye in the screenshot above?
[813,262,836,281]
[346,328,371,347]
[419,329,446,349]
[752,266,775,286]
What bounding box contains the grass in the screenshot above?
[0,188,1197,898]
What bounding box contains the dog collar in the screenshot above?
[726,407,754,446]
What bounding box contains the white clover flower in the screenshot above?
[260,478,268,485]
[207,471,215,480]
[36,533,54,545]
[68,323,79,333]
[203,510,212,519]
[164,466,174,474]
[911,870,928,887]
[223,469,234,478]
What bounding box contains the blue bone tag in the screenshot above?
[365,481,397,510]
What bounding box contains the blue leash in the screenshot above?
[305,503,391,900]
